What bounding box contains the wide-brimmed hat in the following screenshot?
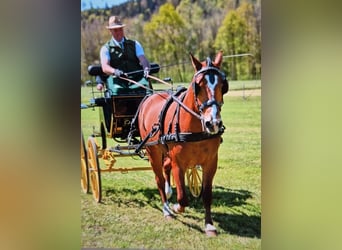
[106,16,125,29]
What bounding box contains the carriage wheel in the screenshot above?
[81,132,89,194]
[87,136,102,203]
[170,172,176,188]
[186,165,202,198]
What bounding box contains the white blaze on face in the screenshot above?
[203,73,221,134]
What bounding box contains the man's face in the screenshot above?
[110,28,124,41]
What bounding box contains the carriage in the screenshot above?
[81,63,203,203]
[81,52,228,236]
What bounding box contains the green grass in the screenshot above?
[81,86,261,249]
[228,80,261,91]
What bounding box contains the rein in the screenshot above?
[147,74,173,87]
[120,64,225,123]
[120,65,225,122]
[119,74,203,121]
[118,75,154,93]
[147,74,203,121]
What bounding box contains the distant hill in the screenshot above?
[81,0,129,11]
[81,0,173,20]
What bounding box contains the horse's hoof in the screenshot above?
[164,215,174,220]
[205,230,218,237]
[163,202,173,218]
[172,203,185,213]
[205,224,217,237]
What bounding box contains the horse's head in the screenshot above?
[190,51,229,134]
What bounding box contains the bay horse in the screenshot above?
[136,51,228,236]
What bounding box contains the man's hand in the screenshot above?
[95,75,104,91]
[114,69,124,77]
[143,67,150,78]
[96,83,103,91]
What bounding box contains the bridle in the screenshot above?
[192,59,226,115]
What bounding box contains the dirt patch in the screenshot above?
[227,89,261,97]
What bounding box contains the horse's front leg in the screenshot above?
[202,161,218,236]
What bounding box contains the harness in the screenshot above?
[132,60,226,154]
[157,87,224,145]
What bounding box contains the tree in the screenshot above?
[237,2,261,79]
[81,14,109,82]
[176,0,202,55]
[143,3,188,82]
[214,9,249,80]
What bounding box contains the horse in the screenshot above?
[136,51,228,236]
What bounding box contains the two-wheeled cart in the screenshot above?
[81,64,202,202]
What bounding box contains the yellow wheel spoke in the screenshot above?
[87,137,102,202]
[186,166,202,197]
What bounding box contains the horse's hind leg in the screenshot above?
[147,146,173,218]
[163,156,172,199]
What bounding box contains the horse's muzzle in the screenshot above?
[204,118,223,134]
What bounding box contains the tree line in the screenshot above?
[81,0,261,83]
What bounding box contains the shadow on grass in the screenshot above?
[103,185,260,238]
[104,187,160,207]
[211,186,261,238]
[181,186,260,238]
[214,212,261,238]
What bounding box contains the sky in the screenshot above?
[81,0,128,11]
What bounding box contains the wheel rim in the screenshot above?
[87,136,102,203]
[186,166,202,198]
[81,132,89,194]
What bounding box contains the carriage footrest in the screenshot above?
[91,132,101,137]
[109,145,145,158]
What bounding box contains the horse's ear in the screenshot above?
[213,51,223,68]
[190,52,202,71]
[222,78,229,94]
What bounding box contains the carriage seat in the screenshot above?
[87,65,106,77]
[86,63,159,139]
[93,94,145,140]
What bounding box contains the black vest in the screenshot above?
[105,38,143,81]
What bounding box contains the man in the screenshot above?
[99,16,151,95]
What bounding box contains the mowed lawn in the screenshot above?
[81,86,261,249]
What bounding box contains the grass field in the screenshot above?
[81,84,261,249]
